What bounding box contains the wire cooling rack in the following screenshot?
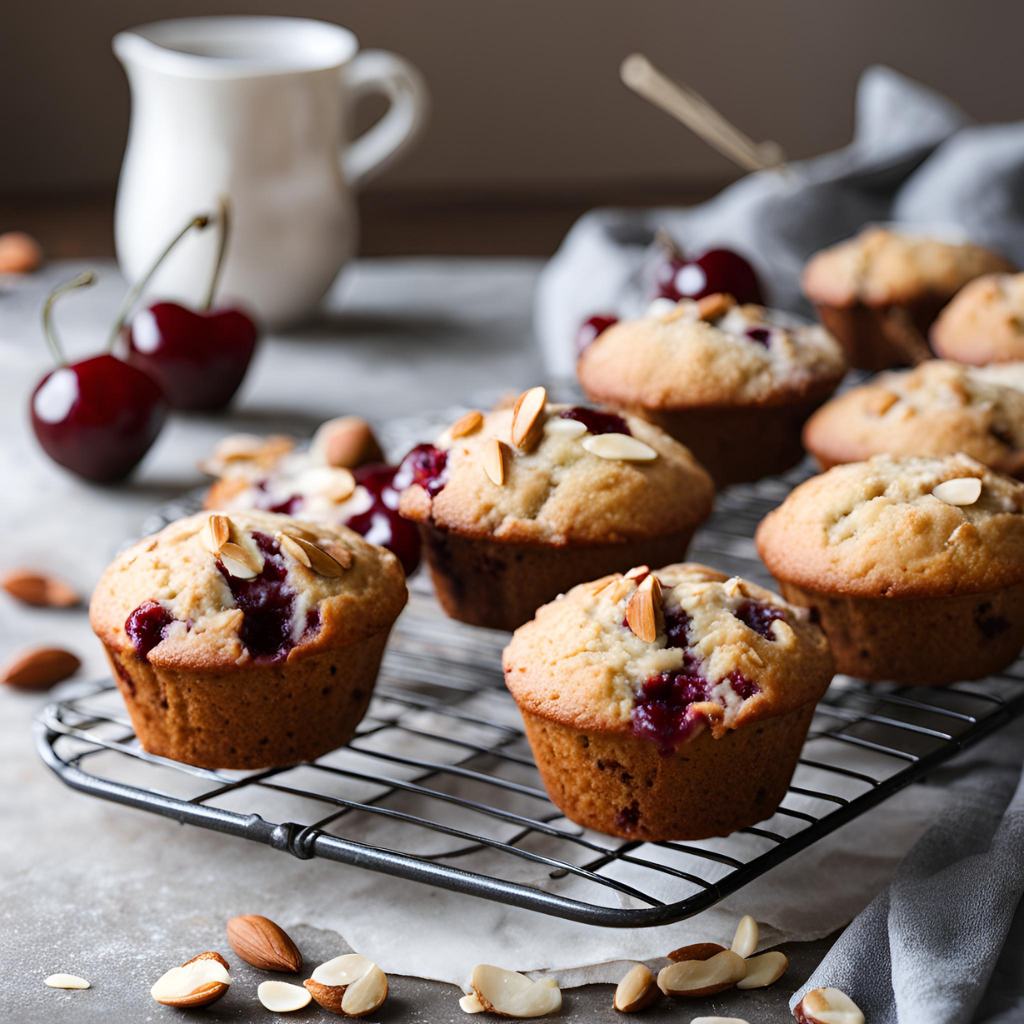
[35,460,1024,927]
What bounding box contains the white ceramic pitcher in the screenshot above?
[113,17,428,327]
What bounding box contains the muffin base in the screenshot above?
[103,629,391,769]
[776,580,1024,685]
[814,299,942,371]
[519,703,817,841]
[417,525,700,632]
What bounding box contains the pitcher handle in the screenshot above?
[342,49,429,187]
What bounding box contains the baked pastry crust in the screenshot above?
[931,273,1024,364]
[802,360,1024,478]
[755,454,1024,599]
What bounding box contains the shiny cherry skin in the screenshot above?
[31,354,168,483]
[655,248,763,305]
[126,301,257,411]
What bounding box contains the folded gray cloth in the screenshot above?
[533,65,1024,380]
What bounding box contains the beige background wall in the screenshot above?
[1,0,1020,197]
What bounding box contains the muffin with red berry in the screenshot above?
[576,294,845,488]
[931,272,1024,365]
[90,509,407,769]
[802,227,1014,370]
[503,563,833,840]
[397,388,714,631]
[201,417,420,575]
[756,454,1024,685]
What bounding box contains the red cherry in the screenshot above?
[576,314,619,356]
[654,246,763,306]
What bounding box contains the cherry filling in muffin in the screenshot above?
[346,462,422,576]
[256,481,301,515]
[401,443,449,496]
[735,599,786,639]
[558,406,631,435]
[125,599,175,660]
[746,326,771,346]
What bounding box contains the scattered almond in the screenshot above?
[304,953,388,1017]
[151,952,231,1008]
[278,533,348,577]
[44,974,89,989]
[460,992,486,1013]
[626,574,662,643]
[451,410,484,439]
[227,914,302,973]
[0,231,43,273]
[793,987,865,1024]
[258,979,312,1012]
[735,950,788,989]
[313,417,384,469]
[697,292,735,321]
[581,434,657,462]
[483,439,508,486]
[1,569,79,608]
[2,646,80,691]
[511,386,547,449]
[471,965,561,1018]
[691,1018,751,1024]
[613,964,659,1013]
[731,914,759,958]
[932,477,982,506]
[666,942,727,963]
[657,950,747,997]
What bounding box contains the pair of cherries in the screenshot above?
[31,204,257,483]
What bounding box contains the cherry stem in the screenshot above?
[105,213,211,352]
[42,271,95,367]
[655,227,685,262]
[202,195,230,311]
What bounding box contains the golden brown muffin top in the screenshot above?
[802,227,1014,310]
[90,509,407,671]
[931,273,1024,365]
[802,360,1024,478]
[577,295,845,411]
[503,563,833,744]
[397,394,714,545]
[755,454,1024,599]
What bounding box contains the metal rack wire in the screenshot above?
[35,461,1024,927]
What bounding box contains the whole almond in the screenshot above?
[613,964,659,1012]
[316,417,384,469]
[2,646,80,691]
[657,950,747,997]
[626,574,661,644]
[794,987,865,1024]
[227,914,302,973]
[1,569,79,608]
[666,942,727,963]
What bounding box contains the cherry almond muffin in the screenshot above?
[931,272,1024,365]
[755,454,1024,685]
[503,563,833,840]
[90,509,407,769]
[397,389,714,631]
[802,227,1014,370]
[803,360,1024,479]
[576,294,845,488]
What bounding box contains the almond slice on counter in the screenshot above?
[691,1017,751,1024]
[735,950,788,989]
[793,987,865,1024]
[471,964,562,1018]
[2,646,80,691]
[460,992,487,1013]
[511,386,547,449]
[666,942,727,963]
[483,439,508,486]
[304,953,388,1017]
[227,914,302,972]
[731,914,759,958]
[932,477,982,506]
[581,433,658,462]
[626,574,662,643]
[151,952,230,1008]
[44,974,90,989]
[612,964,659,1012]
[258,980,312,1012]
[451,409,484,439]
[1,569,79,607]
[657,949,746,997]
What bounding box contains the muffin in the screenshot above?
[931,272,1024,365]
[503,563,833,840]
[755,454,1024,685]
[201,419,420,575]
[576,293,846,488]
[397,389,715,631]
[802,227,1014,370]
[90,509,407,769]
[803,360,1024,479]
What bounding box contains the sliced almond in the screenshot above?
[735,950,788,989]
[219,542,262,579]
[697,292,735,321]
[151,952,230,1008]
[313,417,384,469]
[794,987,865,1024]
[932,477,982,506]
[666,942,727,963]
[626,574,662,643]
[731,914,759,958]
[2,646,80,691]
[304,953,388,1017]
[227,914,302,973]
[624,565,650,581]
[460,992,487,1013]
[483,439,508,486]
[44,974,90,989]
[866,389,899,415]
[657,949,747,997]
[613,964,659,1012]
[201,433,294,475]
[1,569,79,608]
[691,1018,751,1024]
[581,434,657,462]
[544,416,588,438]
[320,541,355,570]
[511,386,547,449]
[471,964,562,1018]
[451,410,484,439]
[291,466,358,503]
[200,513,233,555]
[278,533,347,577]
[258,980,312,1012]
